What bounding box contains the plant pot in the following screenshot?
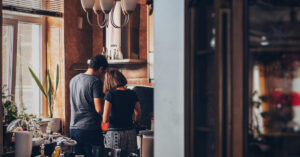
[39,120,49,133]
[49,118,61,133]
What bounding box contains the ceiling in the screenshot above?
[249,1,300,50]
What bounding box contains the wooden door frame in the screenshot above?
[0,1,3,155]
[184,0,248,156]
[184,0,224,156]
[231,0,249,156]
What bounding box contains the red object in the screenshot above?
[101,122,109,132]
[271,90,284,105]
[291,92,300,106]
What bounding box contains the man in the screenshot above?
[69,55,108,156]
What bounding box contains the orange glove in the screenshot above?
[101,122,109,132]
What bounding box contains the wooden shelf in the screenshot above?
[261,132,300,137]
[108,59,147,65]
[250,47,300,53]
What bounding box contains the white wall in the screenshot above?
[154,0,185,156]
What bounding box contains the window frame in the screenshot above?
[3,13,47,116]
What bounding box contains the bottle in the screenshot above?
[40,144,46,157]
[52,146,61,157]
[102,47,107,58]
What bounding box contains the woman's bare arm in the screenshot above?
[103,100,112,123]
[134,101,142,121]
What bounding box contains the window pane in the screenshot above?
[2,26,12,89]
[248,1,300,156]
[2,24,15,98]
[15,22,42,116]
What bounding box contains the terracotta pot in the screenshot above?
[45,118,61,133]
[50,118,61,133]
[39,121,49,133]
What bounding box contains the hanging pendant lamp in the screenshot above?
[81,0,138,28]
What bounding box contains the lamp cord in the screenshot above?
[87,11,108,28]
[97,14,108,28]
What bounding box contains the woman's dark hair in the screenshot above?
[103,69,128,93]
[88,55,108,71]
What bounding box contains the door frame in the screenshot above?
[231,0,249,156]
[184,0,225,157]
[184,0,249,156]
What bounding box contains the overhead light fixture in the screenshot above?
[121,0,137,15]
[100,0,115,14]
[81,0,109,28]
[109,0,137,28]
[81,0,138,29]
[81,0,95,12]
[93,0,102,14]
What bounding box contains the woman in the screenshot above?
[102,69,142,155]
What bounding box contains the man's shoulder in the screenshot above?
[70,74,82,83]
[72,73,100,81]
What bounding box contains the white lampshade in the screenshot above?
[93,0,101,14]
[100,0,115,14]
[81,0,95,12]
[121,0,137,14]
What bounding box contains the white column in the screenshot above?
[154,0,185,156]
[106,1,122,60]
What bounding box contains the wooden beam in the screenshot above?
[46,17,66,131]
[232,0,247,156]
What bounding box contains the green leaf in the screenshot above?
[29,67,47,97]
[55,64,60,92]
[46,70,54,118]
[46,70,53,101]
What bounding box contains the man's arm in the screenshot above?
[92,80,105,114]
[94,97,104,114]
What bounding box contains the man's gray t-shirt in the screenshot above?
[70,73,104,130]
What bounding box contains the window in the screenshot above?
[248,1,300,156]
[2,14,45,116]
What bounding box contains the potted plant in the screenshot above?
[2,85,19,151]
[2,86,18,125]
[29,65,61,132]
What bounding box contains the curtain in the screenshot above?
[4,26,15,98]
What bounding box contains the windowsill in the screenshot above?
[108,59,147,65]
